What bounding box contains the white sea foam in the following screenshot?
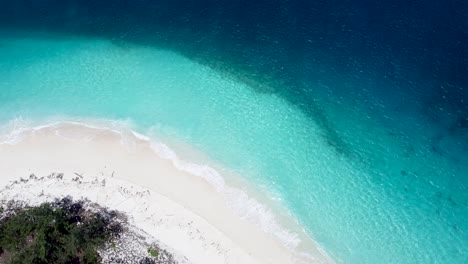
[149,140,302,249]
[0,117,321,262]
[0,117,34,144]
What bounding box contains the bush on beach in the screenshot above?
[0,197,123,264]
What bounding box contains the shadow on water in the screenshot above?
[0,0,467,158]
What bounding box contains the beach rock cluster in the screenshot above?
[99,229,176,264]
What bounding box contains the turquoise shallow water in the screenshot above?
[0,32,467,263]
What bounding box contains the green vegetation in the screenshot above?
[147,247,159,258]
[0,197,123,264]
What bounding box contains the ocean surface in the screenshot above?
[0,1,467,263]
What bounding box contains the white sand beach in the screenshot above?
[0,121,330,264]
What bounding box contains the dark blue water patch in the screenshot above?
[1,0,466,105]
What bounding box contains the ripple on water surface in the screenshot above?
[0,32,467,263]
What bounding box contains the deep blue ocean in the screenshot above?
[0,1,467,263]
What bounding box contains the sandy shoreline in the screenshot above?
[0,121,331,264]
